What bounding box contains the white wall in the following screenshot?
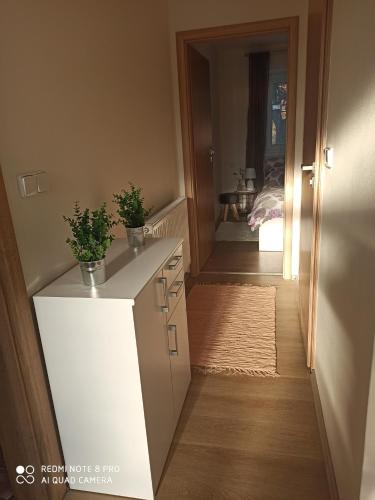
[315,0,375,498]
[168,0,308,276]
[0,0,179,294]
[215,47,249,193]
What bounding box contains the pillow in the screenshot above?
[264,159,285,187]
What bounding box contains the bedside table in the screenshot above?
[236,190,257,215]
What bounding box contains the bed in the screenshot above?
[247,158,285,252]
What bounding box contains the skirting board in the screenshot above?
[310,370,339,500]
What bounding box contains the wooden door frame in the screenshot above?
[0,166,66,500]
[306,0,333,368]
[176,17,299,278]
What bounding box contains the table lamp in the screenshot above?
[245,168,256,192]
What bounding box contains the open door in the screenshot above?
[187,46,215,272]
[299,0,332,367]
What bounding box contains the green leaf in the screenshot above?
[63,202,116,262]
[113,183,152,228]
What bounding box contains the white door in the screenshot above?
[299,0,332,367]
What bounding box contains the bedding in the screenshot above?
[247,157,285,231]
[264,157,285,184]
[247,185,284,231]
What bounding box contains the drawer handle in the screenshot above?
[168,255,182,270]
[168,324,178,356]
[159,276,167,295]
[158,277,169,313]
[169,280,184,298]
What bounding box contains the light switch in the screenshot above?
[37,171,48,193]
[17,170,48,198]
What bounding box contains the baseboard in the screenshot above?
[310,370,340,500]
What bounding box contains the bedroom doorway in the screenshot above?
[177,17,298,278]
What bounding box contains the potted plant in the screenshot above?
[113,183,152,247]
[63,202,116,286]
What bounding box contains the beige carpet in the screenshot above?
[187,284,278,376]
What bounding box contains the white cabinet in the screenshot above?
[33,238,191,500]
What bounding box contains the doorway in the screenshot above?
[177,17,298,278]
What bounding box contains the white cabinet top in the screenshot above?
[35,238,182,301]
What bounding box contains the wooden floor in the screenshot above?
[66,247,330,500]
[154,275,330,500]
[203,241,283,275]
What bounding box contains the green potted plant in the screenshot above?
[63,202,116,286]
[113,183,152,247]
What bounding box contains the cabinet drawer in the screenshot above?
[163,244,183,289]
[167,268,184,320]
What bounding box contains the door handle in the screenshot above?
[301,162,315,187]
[158,277,169,313]
[301,163,315,172]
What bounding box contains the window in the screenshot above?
[271,82,287,145]
[265,65,288,159]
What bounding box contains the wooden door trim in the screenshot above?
[176,17,299,278]
[307,0,333,368]
[0,167,65,500]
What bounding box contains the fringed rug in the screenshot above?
[187,283,278,376]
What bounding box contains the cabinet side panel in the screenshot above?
[34,297,153,500]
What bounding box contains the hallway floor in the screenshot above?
[216,221,259,242]
[67,255,330,500]
[154,274,330,500]
[203,241,283,275]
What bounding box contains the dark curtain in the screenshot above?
[245,52,270,191]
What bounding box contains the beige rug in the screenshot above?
[187,284,278,376]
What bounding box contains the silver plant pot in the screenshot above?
[79,259,106,287]
[126,226,145,247]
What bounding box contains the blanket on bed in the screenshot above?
[247,186,284,231]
